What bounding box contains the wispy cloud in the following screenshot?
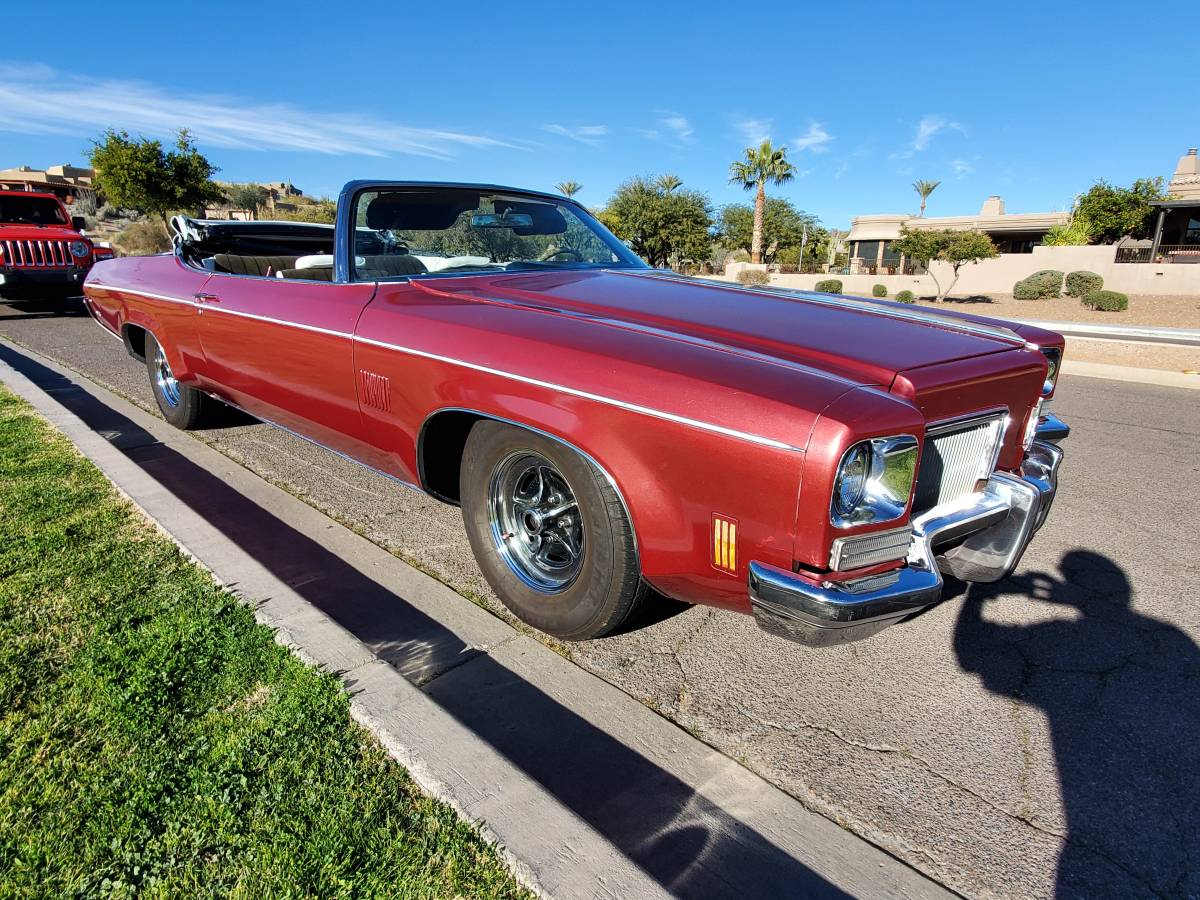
[790,122,833,154]
[542,123,609,145]
[658,111,693,142]
[734,117,773,146]
[0,63,516,159]
[893,114,966,160]
[637,111,694,144]
[951,158,975,178]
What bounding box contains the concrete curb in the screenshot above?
[1061,360,1200,390]
[0,339,951,900]
[1012,319,1200,347]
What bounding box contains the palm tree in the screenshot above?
[729,140,796,264]
[555,180,582,198]
[656,174,684,193]
[912,179,941,217]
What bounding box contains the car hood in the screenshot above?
[414,268,1029,387]
[0,224,84,241]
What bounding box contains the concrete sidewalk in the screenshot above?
[0,338,949,900]
[1014,318,1200,347]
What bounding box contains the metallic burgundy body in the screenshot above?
[83,248,1061,617]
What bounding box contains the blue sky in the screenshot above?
[2,0,1194,228]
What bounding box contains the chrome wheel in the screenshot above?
[153,343,181,408]
[488,451,584,593]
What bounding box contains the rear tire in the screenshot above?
[145,333,209,429]
[460,421,645,640]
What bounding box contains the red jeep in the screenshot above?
[0,191,113,301]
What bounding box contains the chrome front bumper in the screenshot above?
[749,424,1066,647]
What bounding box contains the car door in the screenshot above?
[196,271,377,456]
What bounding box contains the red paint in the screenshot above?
[83,233,1059,616]
[0,191,96,288]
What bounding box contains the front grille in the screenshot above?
[1,239,72,268]
[913,413,1005,513]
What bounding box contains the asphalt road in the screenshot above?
[3,296,1198,900]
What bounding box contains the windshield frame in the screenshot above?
[335,181,647,284]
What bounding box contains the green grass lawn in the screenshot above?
[0,387,528,899]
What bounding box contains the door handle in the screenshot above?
[193,291,219,304]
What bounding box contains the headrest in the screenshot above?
[365,191,480,231]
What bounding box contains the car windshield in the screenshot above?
[0,195,67,225]
[352,188,645,280]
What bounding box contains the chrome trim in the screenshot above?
[487,450,584,592]
[418,407,639,556]
[101,286,802,452]
[356,333,802,451]
[749,438,1064,646]
[620,269,1028,346]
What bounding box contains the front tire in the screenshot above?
[460,421,645,640]
[145,333,209,429]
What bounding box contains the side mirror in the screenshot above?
[71,216,87,232]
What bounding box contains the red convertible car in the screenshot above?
[82,181,1068,646]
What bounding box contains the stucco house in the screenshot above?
[0,164,97,204]
[846,197,1070,275]
[1140,148,1200,264]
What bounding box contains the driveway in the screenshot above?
[3,296,1197,899]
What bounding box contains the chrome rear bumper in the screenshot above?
[749,434,1064,647]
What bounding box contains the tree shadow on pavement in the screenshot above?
[953,551,1200,899]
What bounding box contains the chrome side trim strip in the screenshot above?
[355,334,802,451]
[616,269,1027,346]
[104,285,802,451]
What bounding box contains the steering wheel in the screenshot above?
[539,247,584,263]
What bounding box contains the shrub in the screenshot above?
[113,220,171,256]
[1013,269,1064,300]
[872,284,888,297]
[1065,270,1103,297]
[1082,289,1128,312]
[896,290,915,304]
[815,278,843,293]
[736,268,770,286]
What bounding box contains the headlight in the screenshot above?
[1040,347,1061,396]
[831,435,919,527]
[69,240,89,258]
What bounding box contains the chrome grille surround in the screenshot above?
[830,525,914,571]
[913,412,1008,513]
[1,239,72,268]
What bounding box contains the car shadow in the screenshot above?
[0,296,89,320]
[952,552,1200,898]
[1,342,854,899]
